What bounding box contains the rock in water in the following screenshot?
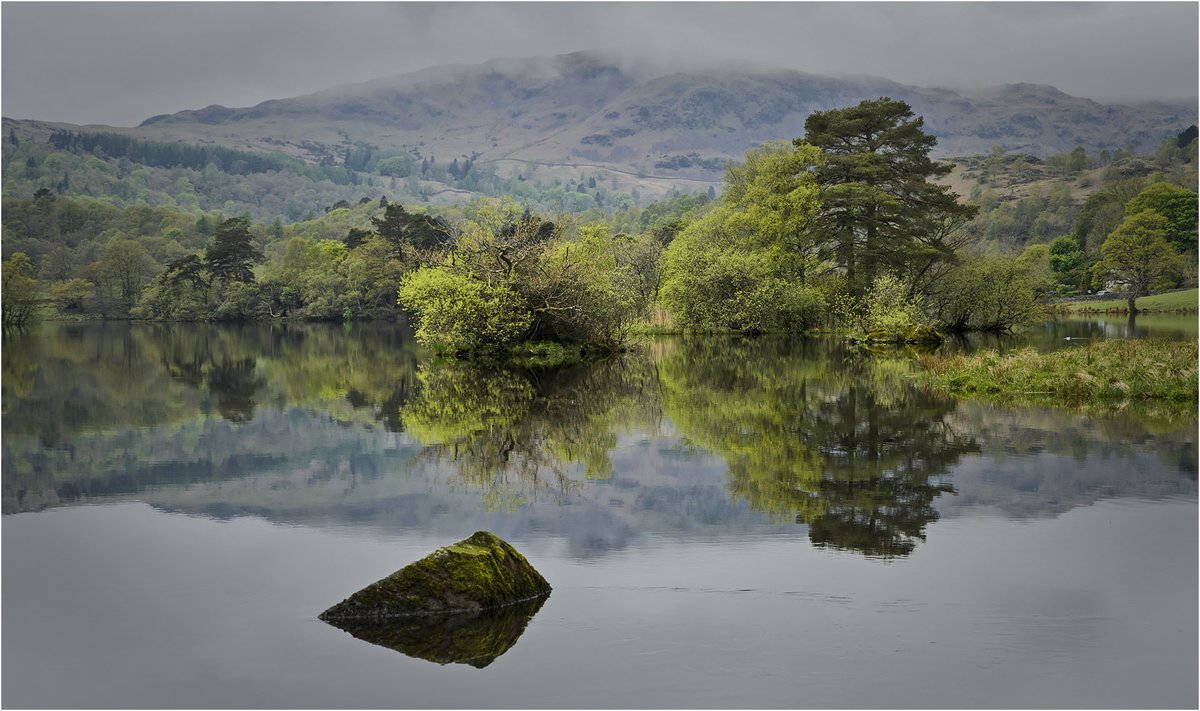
[319,531,551,621]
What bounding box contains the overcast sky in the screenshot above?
[2,2,1197,127]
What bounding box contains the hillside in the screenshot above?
[5,52,1194,198]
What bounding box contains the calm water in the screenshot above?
[3,320,1196,708]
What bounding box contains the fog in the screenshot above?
[2,2,1196,127]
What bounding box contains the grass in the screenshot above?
[920,338,1198,411]
[1055,288,1198,314]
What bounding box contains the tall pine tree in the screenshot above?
[205,217,263,283]
[797,98,976,294]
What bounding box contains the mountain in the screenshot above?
[5,51,1195,198]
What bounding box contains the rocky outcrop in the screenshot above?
[319,531,551,621]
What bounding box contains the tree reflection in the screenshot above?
[392,357,662,510]
[207,357,265,422]
[3,324,1193,541]
[660,337,977,557]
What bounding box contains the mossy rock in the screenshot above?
[904,324,944,344]
[319,531,551,621]
[323,596,547,668]
[860,325,944,345]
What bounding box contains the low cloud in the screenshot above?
[3,2,1196,126]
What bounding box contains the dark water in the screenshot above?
[3,321,1196,708]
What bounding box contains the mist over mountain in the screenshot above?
[11,52,1193,189]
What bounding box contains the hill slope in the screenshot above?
[9,52,1193,191]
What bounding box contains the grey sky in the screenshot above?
[2,2,1197,127]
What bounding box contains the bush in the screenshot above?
[926,257,1043,333]
[398,267,533,353]
[660,216,827,332]
[860,274,934,342]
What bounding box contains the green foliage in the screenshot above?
[375,154,414,177]
[1048,235,1086,292]
[862,274,927,340]
[1071,179,1147,253]
[637,190,713,240]
[1123,182,1198,254]
[837,273,939,342]
[205,217,263,284]
[659,142,827,333]
[405,198,651,350]
[398,267,532,353]
[1094,212,1184,311]
[1015,242,1055,293]
[925,257,1043,333]
[2,252,41,325]
[799,98,977,293]
[371,203,453,262]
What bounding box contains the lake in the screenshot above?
[3,319,1196,708]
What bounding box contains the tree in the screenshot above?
[1067,145,1088,174]
[797,98,977,294]
[344,227,372,250]
[95,238,157,309]
[1123,182,1198,254]
[371,203,453,262]
[659,142,827,333]
[1071,178,1145,253]
[2,252,41,325]
[398,268,532,353]
[1048,235,1086,292]
[1094,212,1183,313]
[1177,125,1198,149]
[205,217,262,283]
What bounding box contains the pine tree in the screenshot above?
[797,98,977,294]
[371,203,452,262]
[205,217,263,283]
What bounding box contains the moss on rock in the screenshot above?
[319,531,551,621]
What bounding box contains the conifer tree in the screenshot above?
[797,98,977,294]
[205,217,263,283]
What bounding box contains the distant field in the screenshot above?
[1057,288,1198,313]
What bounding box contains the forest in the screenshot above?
[2,99,1196,351]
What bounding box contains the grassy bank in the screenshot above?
[921,338,1198,409]
[1054,288,1198,314]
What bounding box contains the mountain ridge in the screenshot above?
[6,52,1195,192]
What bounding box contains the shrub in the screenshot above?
[398,267,532,353]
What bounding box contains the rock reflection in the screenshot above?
[321,596,548,668]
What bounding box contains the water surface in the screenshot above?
[3,321,1196,708]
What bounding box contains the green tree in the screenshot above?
[1067,145,1088,174]
[1123,182,1198,254]
[1094,212,1184,313]
[659,141,827,333]
[1072,178,1145,254]
[1048,235,1086,292]
[398,267,532,353]
[797,98,977,293]
[96,238,157,309]
[925,253,1043,334]
[371,203,452,262]
[2,252,42,325]
[205,217,262,284]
